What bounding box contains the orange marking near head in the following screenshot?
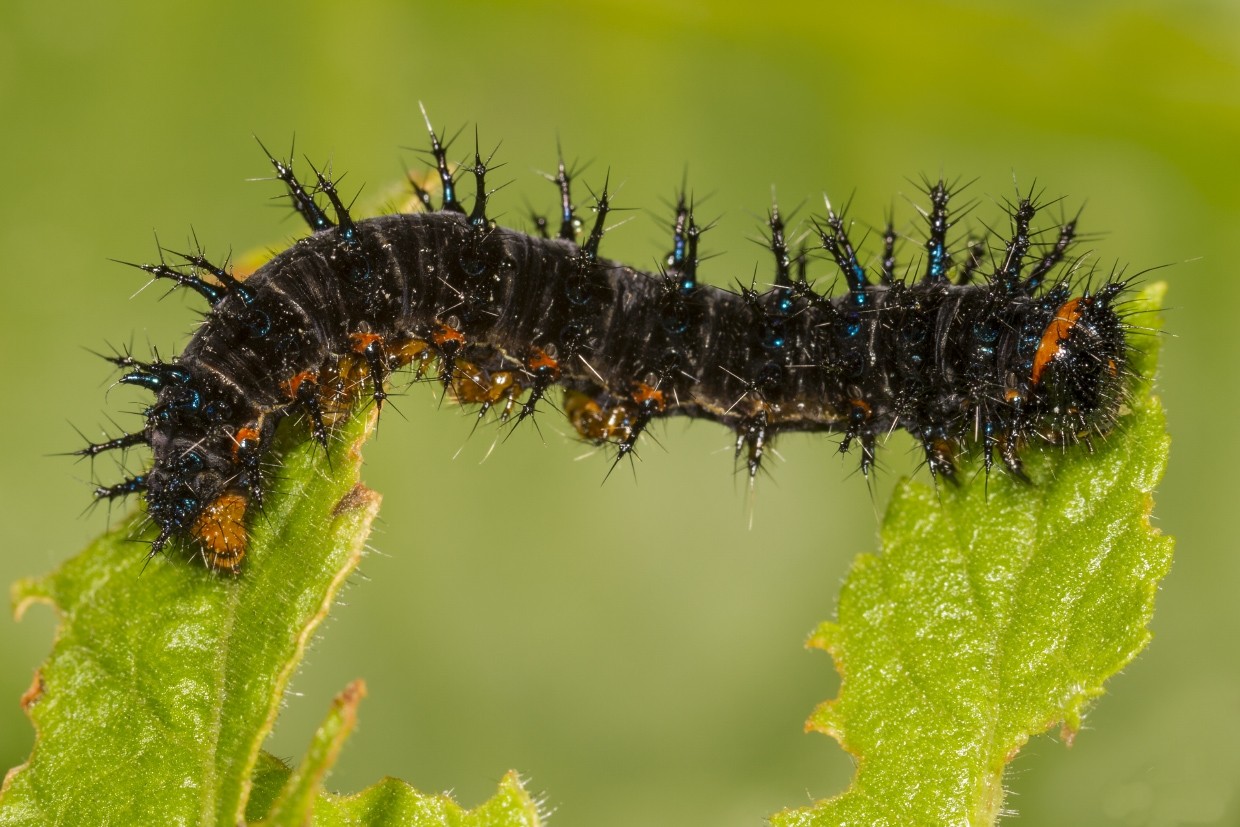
[349,331,383,353]
[231,427,260,460]
[527,347,561,377]
[283,370,317,399]
[191,493,249,572]
[631,382,665,411]
[1032,298,1083,384]
[432,323,466,347]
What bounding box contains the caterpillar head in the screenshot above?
[145,425,249,572]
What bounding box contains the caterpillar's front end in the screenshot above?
[112,355,258,572]
[144,435,250,572]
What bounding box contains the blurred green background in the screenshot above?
[1,1,1235,824]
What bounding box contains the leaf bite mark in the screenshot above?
[332,482,380,519]
[18,670,44,714]
[255,680,367,826]
[10,577,52,624]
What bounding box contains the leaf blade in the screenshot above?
[2,410,380,825]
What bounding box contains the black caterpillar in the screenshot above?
[82,110,1131,571]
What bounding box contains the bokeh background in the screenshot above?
[1,2,1236,824]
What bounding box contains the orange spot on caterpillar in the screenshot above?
[526,347,560,377]
[231,426,260,461]
[283,370,317,399]
[349,331,383,353]
[1032,297,1083,384]
[432,322,465,348]
[631,382,665,411]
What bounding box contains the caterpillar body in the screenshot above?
[83,112,1131,571]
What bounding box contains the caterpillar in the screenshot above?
[81,109,1131,572]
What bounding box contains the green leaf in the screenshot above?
[0,412,383,824]
[301,770,542,827]
[255,680,368,826]
[247,682,544,827]
[772,283,1173,826]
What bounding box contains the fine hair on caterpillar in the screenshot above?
[77,106,1135,572]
